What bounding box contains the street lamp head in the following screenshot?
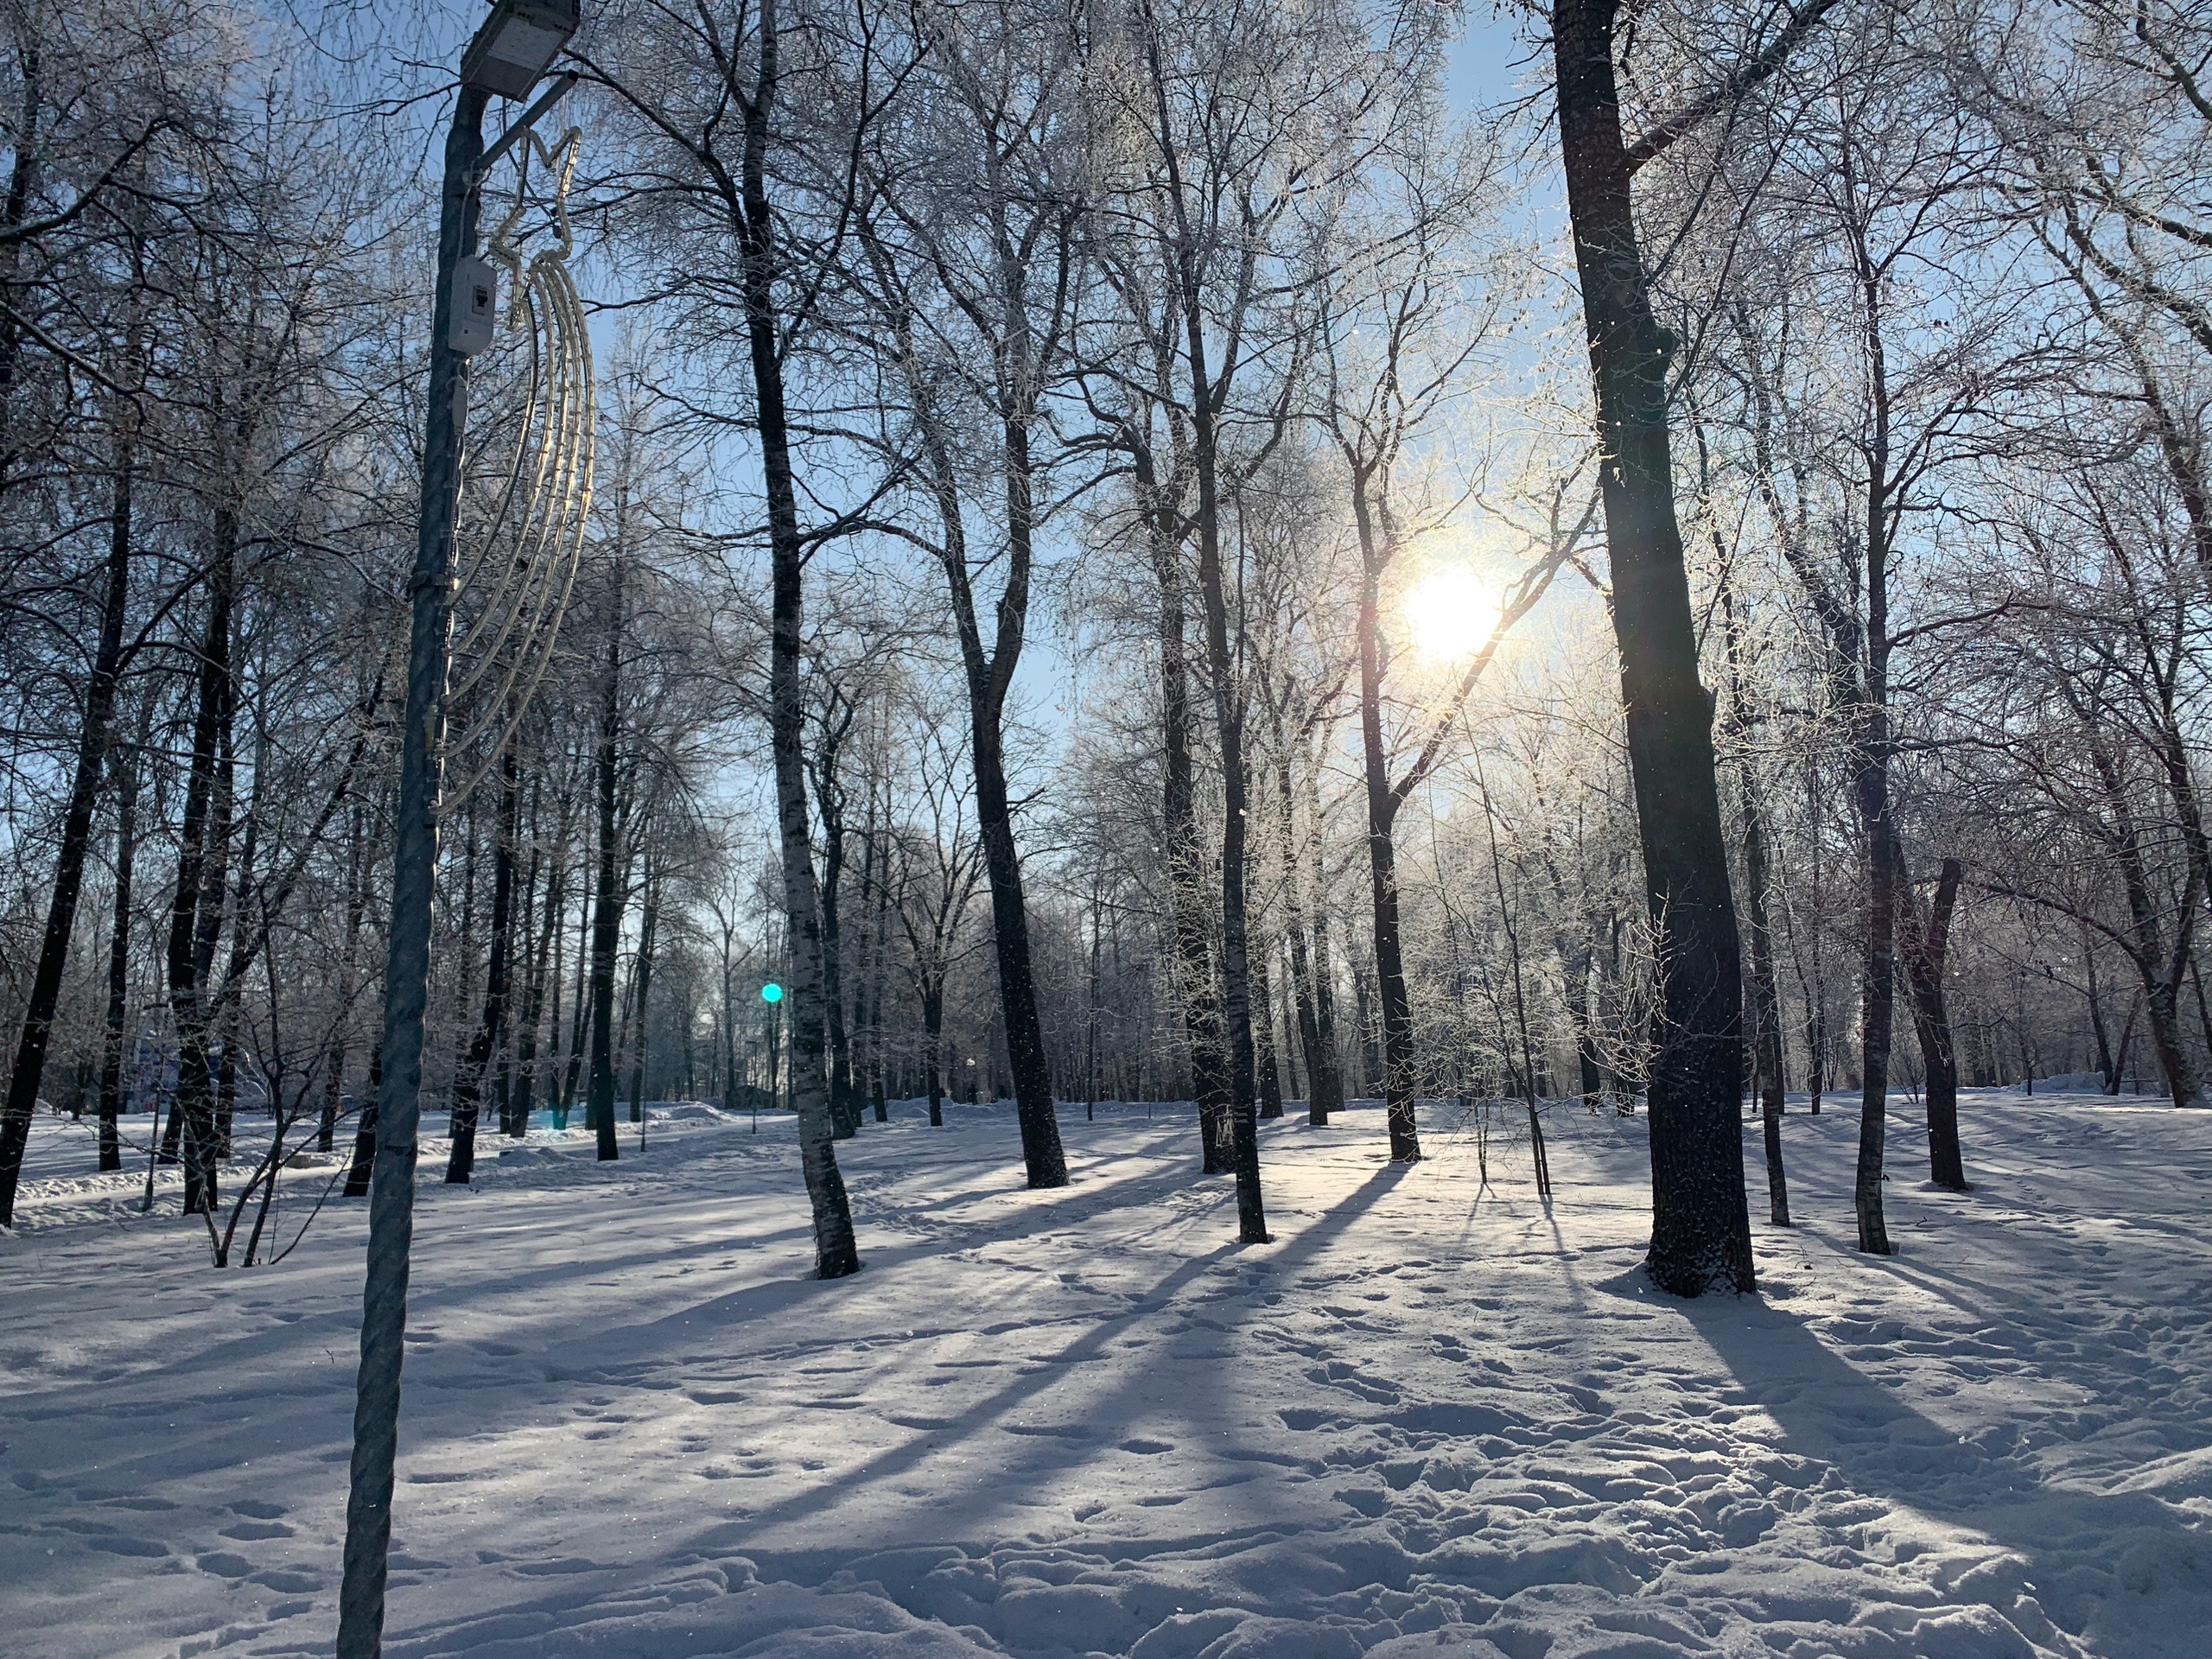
[461,0,579,100]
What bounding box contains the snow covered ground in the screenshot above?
[3,1090,2209,1659]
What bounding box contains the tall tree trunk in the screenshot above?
[343,1039,382,1198]
[96,699,149,1173]
[1552,0,1753,1292]
[878,248,1065,1184]
[499,775,542,1136]
[321,804,366,1153]
[1794,754,1828,1115]
[2083,924,2120,1093]
[1156,531,1232,1168]
[1282,751,1344,1124]
[168,501,241,1218]
[740,0,859,1274]
[447,732,518,1181]
[1743,791,1790,1227]
[1253,938,1283,1121]
[1085,890,1102,1113]
[586,559,624,1163]
[1147,41,1269,1239]
[859,773,889,1122]
[1850,208,1904,1256]
[817,744,859,1137]
[1354,486,1421,1162]
[511,789,559,1136]
[924,981,945,1128]
[961,472,1067,1185]
[2085,728,2200,1106]
[1480,775,1552,1197]
[0,396,137,1224]
[1182,353,1268,1240]
[1853,804,1898,1255]
[626,873,658,1124]
[213,760,257,1165]
[1898,856,1967,1191]
[560,859,591,1121]
[1719,581,1789,1225]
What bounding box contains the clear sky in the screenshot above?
[1446,5,1546,114]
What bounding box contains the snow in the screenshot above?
[3,1090,2209,1659]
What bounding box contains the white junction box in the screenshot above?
[450,255,498,354]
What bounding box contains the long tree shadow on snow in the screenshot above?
[690,1159,1416,1565]
[1687,1287,2212,1659]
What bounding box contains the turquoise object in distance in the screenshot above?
[760,982,784,1004]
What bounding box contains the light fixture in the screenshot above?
[461,0,579,99]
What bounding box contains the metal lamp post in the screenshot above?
[336,6,578,1656]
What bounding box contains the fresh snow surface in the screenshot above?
[3,1091,2209,1659]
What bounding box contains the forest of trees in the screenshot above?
[1,0,2208,1287]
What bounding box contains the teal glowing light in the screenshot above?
[760,982,785,1004]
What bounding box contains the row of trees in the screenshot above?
[2,0,2209,1293]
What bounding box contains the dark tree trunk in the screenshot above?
[168,504,241,1218]
[1796,758,1829,1116]
[1719,581,1789,1225]
[2085,729,2199,1106]
[0,404,137,1224]
[344,1042,381,1198]
[1253,940,1283,1120]
[560,859,591,1122]
[96,703,148,1173]
[626,875,658,1125]
[739,1,860,1274]
[1350,479,1423,1161]
[213,771,256,1165]
[1744,796,1790,1227]
[586,561,624,1163]
[1157,540,1232,1169]
[882,257,1063,1183]
[500,777,545,1136]
[321,804,366,1153]
[1285,753,1344,1125]
[1565,947,1604,1106]
[2083,925,2120,1093]
[1084,892,1102,1114]
[1854,809,1898,1254]
[860,780,891,1122]
[924,982,945,1128]
[1363,802,1421,1159]
[1180,343,1268,1241]
[961,486,1067,1185]
[513,814,562,1137]
[447,734,518,1182]
[1552,0,1753,1293]
[817,747,859,1139]
[1898,856,1966,1191]
[1354,969,1378,1101]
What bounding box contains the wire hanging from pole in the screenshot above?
[442,123,595,801]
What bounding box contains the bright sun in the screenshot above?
[1405,566,1498,663]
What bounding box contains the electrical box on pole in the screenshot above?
[450,255,498,354]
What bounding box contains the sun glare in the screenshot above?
[1405,566,1499,664]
